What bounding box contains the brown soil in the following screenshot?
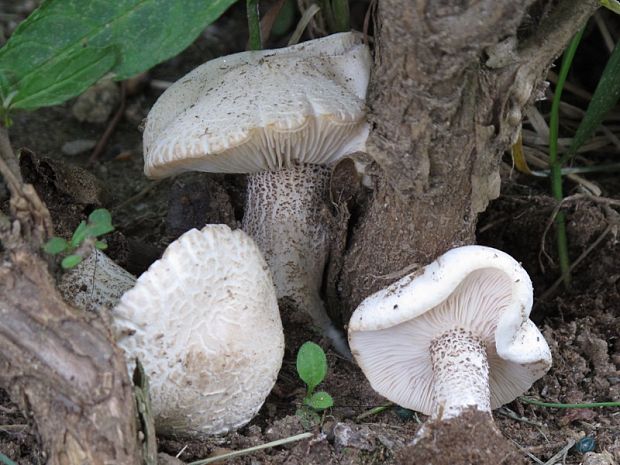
[397,409,527,465]
[1,4,619,465]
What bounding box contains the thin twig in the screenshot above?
[511,439,545,465]
[543,439,575,465]
[497,407,544,427]
[187,432,313,465]
[541,223,613,300]
[88,82,127,165]
[111,180,163,212]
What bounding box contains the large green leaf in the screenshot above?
[563,39,620,163]
[0,0,237,111]
[11,46,117,110]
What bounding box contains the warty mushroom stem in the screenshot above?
[242,164,350,357]
[429,328,491,420]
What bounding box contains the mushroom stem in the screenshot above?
[243,164,349,357]
[429,328,491,420]
[59,249,137,313]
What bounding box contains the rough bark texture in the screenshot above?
[0,128,142,464]
[336,0,600,316]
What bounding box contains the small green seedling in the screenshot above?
[295,341,333,426]
[43,208,114,269]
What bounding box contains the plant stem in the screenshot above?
[548,28,584,289]
[247,0,262,50]
[355,402,393,422]
[331,0,350,32]
[520,397,620,409]
[187,432,313,465]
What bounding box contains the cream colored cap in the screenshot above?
[348,245,552,414]
[112,225,284,435]
[144,32,370,178]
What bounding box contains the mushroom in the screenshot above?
[58,249,136,313]
[112,224,284,436]
[61,225,284,436]
[348,245,552,422]
[142,32,371,356]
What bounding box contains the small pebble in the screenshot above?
[574,436,596,453]
[61,139,96,156]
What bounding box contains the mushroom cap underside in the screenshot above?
[112,224,284,435]
[144,32,371,178]
[348,245,552,414]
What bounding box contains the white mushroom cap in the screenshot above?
[348,245,552,415]
[143,32,370,178]
[112,225,284,436]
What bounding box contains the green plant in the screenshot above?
[43,208,114,269]
[295,341,333,425]
[545,11,620,289]
[0,0,237,122]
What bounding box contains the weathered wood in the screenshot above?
[336,0,599,315]
[0,125,142,465]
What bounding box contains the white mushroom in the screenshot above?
[58,248,136,313]
[111,225,284,436]
[142,32,371,357]
[348,245,552,421]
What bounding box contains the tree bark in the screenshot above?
[0,128,142,464]
[336,0,600,316]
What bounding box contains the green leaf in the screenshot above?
[600,0,620,14]
[95,240,108,250]
[87,208,114,237]
[0,0,238,112]
[10,46,117,110]
[70,221,88,248]
[61,254,83,269]
[88,208,112,226]
[43,236,68,255]
[562,39,620,163]
[296,341,328,393]
[305,391,333,410]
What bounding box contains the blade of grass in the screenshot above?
[549,28,584,288]
[247,0,262,50]
[331,0,350,32]
[187,432,313,465]
[560,38,620,165]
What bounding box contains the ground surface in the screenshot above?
[0,3,619,465]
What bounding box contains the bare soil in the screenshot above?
[1,4,619,465]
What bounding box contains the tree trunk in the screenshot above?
[0,130,143,464]
[335,0,600,316]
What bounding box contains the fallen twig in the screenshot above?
[88,81,127,165]
[187,432,313,465]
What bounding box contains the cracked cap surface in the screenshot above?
[111,225,284,435]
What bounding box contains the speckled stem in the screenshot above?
[243,165,349,356]
[429,328,491,420]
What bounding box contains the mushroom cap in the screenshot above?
[348,245,552,414]
[112,225,284,435]
[143,32,370,178]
